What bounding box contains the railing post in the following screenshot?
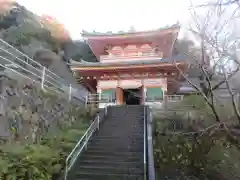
[41,67,46,90]
[64,163,68,180]
[85,95,88,109]
[26,57,29,64]
[68,84,72,102]
[105,106,107,116]
[85,133,88,150]
[97,115,100,130]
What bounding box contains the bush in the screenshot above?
[0,117,88,179]
[153,115,240,180]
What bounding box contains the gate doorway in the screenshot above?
[123,87,142,105]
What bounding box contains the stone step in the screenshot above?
[86,141,144,148]
[73,172,144,180]
[79,154,143,162]
[90,135,143,140]
[83,149,143,157]
[76,159,143,167]
[67,105,145,180]
[76,164,143,174]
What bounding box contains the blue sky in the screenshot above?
[16,0,192,40]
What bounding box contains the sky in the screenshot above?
[16,0,192,40]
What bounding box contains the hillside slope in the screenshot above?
[0,1,89,94]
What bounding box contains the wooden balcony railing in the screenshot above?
[100,52,163,61]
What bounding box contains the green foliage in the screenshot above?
[172,94,238,123]
[0,3,64,52]
[153,113,240,179]
[173,94,208,110]
[0,118,88,179]
[2,23,57,49]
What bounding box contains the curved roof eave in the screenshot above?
[70,54,187,68]
[81,24,180,38]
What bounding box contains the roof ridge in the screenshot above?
[81,24,180,37]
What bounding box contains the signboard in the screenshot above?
[119,79,142,89]
[98,80,118,89]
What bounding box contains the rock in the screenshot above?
[8,96,21,108]
[21,109,32,121]
[0,116,10,138]
[0,98,6,116]
[0,74,86,142]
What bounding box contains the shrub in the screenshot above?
[153,114,240,180]
[0,117,88,179]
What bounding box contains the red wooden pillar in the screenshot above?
[116,87,124,105]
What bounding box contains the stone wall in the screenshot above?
[0,71,87,143]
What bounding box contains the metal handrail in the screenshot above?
[145,95,184,102]
[143,105,147,180]
[147,108,156,180]
[122,89,183,103]
[64,105,108,180]
[87,93,114,104]
[0,39,61,81]
[0,38,88,104]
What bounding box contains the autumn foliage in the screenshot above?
[40,15,70,42]
[0,0,16,15]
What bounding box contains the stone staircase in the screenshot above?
[67,105,145,180]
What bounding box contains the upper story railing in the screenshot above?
[0,38,88,105]
[65,105,108,180]
[100,52,163,63]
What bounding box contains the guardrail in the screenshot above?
[64,105,108,180]
[143,106,147,180]
[87,91,184,106]
[0,38,87,104]
[166,95,184,101]
[86,93,115,105]
[146,95,184,102]
[147,106,156,180]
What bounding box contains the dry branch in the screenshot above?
[194,0,240,8]
[222,67,240,122]
[173,60,221,122]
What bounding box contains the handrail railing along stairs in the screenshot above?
[143,105,147,180]
[147,106,156,180]
[64,104,109,180]
[144,105,156,180]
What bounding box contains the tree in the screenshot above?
[40,15,70,43]
[0,0,16,16]
[153,3,240,178]
[173,0,240,125]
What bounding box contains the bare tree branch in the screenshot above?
[212,66,240,90]
[222,67,240,122]
[193,0,240,8]
[173,61,221,122]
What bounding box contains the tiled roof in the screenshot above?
[81,24,180,37]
